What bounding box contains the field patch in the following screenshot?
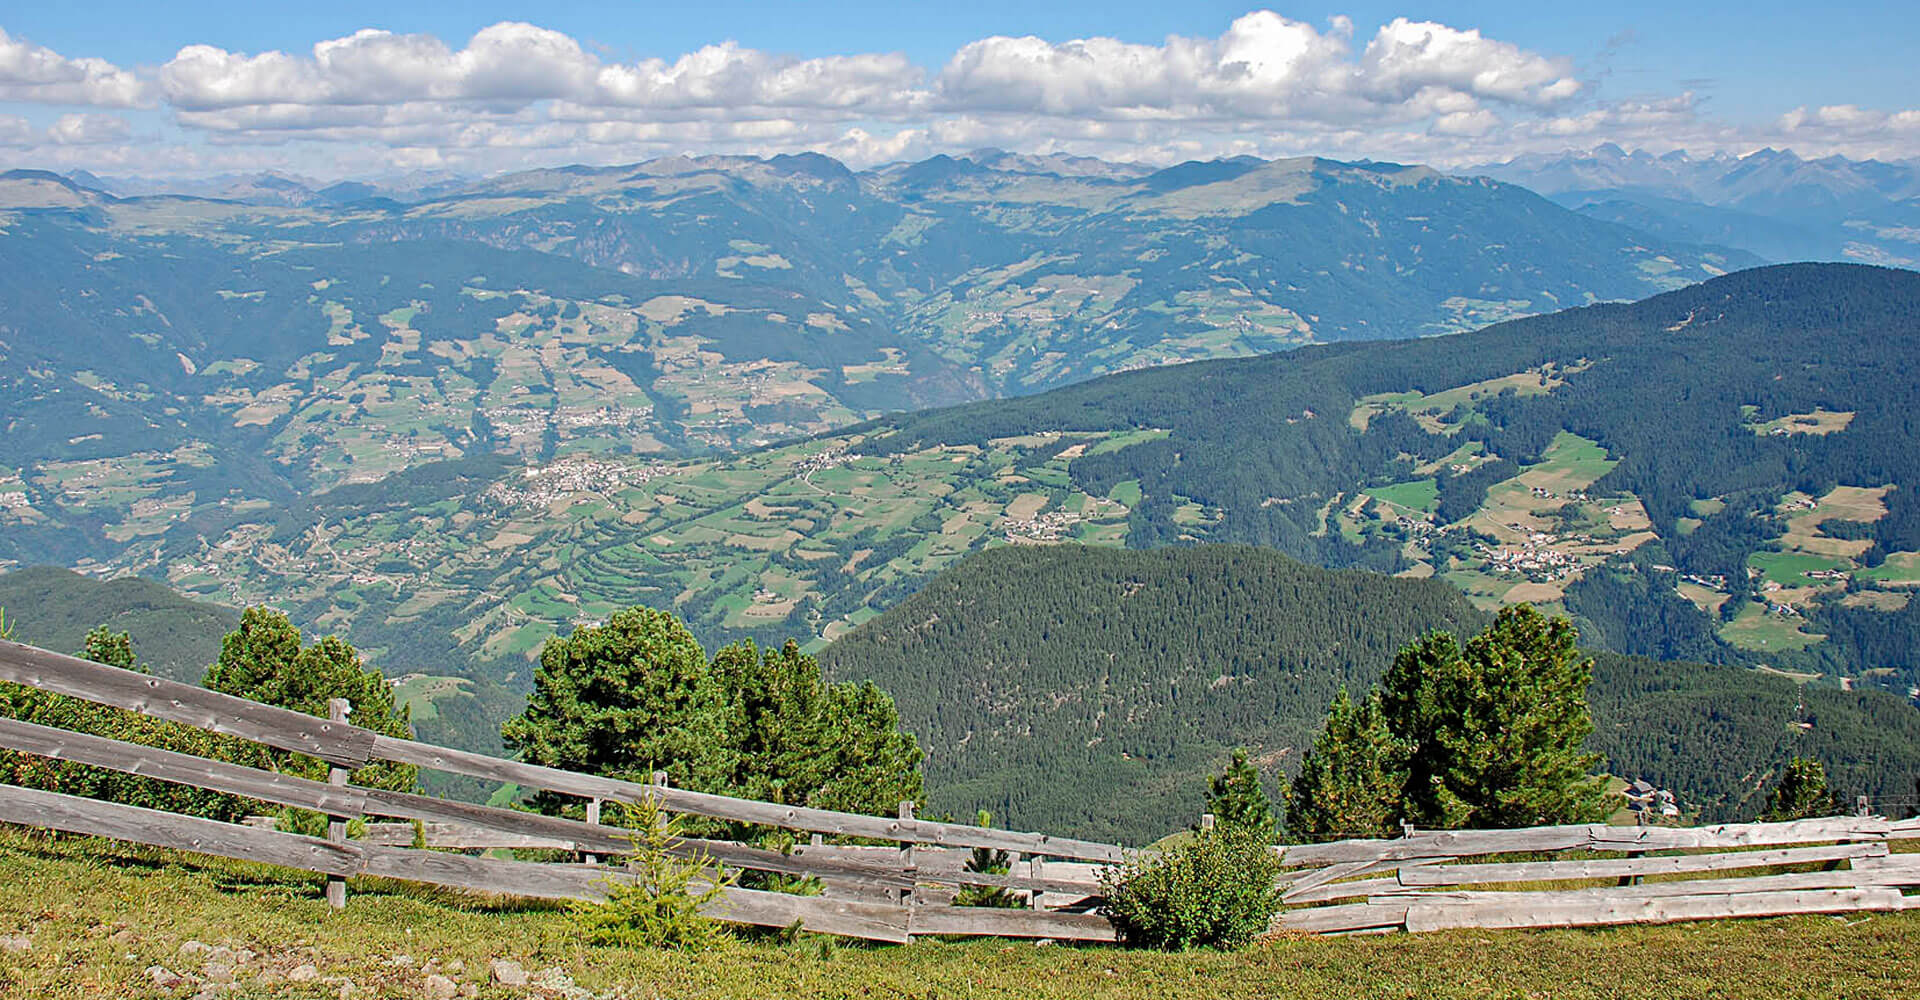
[1348,364,1577,433]
[1364,478,1440,514]
[392,673,472,723]
[1748,408,1855,436]
[1720,602,1827,652]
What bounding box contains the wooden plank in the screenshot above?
[907,906,1118,942]
[1283,876,1405,905]
[358,841,607,900]
[358,822,569,850]
[0,717,916,891]
[359,848,915,942]
[1282,861,1375,901]
[0,640,373,768]
[366,729,1128,859]
[1845,855,1920,882]
[0,782,362,876]
[368,735,1129,863]
[1284,817,1895,868]
[1591,817,1891,852]
[1403,888,1905,933]
[1376,869,1910,905]
[0,781,915,943]
[0,715,372,816]
[1280,825,1594,867]
[1275,902,1409,934]
[1397,843,1888,887]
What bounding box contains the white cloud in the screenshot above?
[0,27,145,106]
[160,22,922,115]
[0,113,32,146]
[933,12,1577,122]
[1358,19,1578,107]
[47,112,132,145]
[3,11,1915,176]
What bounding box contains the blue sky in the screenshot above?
[2,3,1915,177]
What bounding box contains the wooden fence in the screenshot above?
[1271,817,1920,934]
[0,637,1916,943]
[0,638,1118,943]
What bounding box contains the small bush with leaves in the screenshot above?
[570,795,737,950]
[1099,828,1281,950]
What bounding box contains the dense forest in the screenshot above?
[0,567,236,682]
[823,543,1920,843]
[852,263,1920,682]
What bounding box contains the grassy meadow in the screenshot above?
[2,828,1917,1000]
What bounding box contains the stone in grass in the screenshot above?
[488,959,528,986]
[146,966,187,988]
[0,934,29,953]
[422,973,458,999]
[287,964,320,983]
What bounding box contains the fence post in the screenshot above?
[584,798,602,865]
[1029,854,1045,911]
[1857,795,1871,819]
[1622,809,1647,886]
[649,771,670,839]
[897,801,916,909]
[326,698,351,910]
[1200,813,1216,832]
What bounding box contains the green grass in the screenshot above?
[1536,431,1615,482]
[1859,552,1920,586]
[3,829,1919,999]
[1719,602,1827,651]
[1749,550,1848,588]
[391,675,471,725]
[1363,478,1439,514]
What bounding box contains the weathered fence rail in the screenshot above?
[1271,816,1920,934]
[1,637,1916,943]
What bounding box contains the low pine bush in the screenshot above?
[1100,828,1281,950]
[570,795,736,950]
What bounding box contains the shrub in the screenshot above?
[1759,757,1844,821]
[1099,828,1281,950]
[570,795,736,950]
[953,810,1022,909]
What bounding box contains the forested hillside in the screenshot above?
[0,567,235,681]
[850,263,1920,686]
[822,544,1920,842]
[16,262,1911,689]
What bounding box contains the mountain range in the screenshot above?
[4,147,1919,837]
[1481,145,1920,268]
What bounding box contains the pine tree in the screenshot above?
[503,606,728,803]
[81,625,136,669]
[709,638,923,821]
[503,609,923,822]
[203,607,415,792]
[954,810,1021,908]
[1380,605,1607,829]
[1759,757,1844,821]
[1288,688,1403,842]
[1205,748,1280,842]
